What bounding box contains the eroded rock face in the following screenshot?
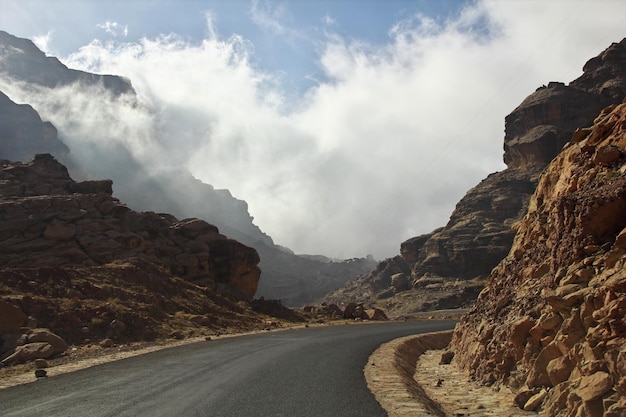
[451,102,626,416]
[0,154,260,300]
[324,39,626,315]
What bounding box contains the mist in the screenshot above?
[2,0,625,260]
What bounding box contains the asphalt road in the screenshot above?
[0,320,456,417]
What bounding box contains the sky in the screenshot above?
[0,0,625,260]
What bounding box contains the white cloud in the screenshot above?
[32,31,54,54]
[322,14,336,27]
[5,0,626,260]
[250,0,286,35]
[97,21,128,37]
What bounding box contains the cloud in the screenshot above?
[4,0,626,260]
[32,31,54,54]
[321,14,336,27]
[249,0,286,35]
[97,21,128,37]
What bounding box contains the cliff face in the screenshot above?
[0,91,68,162]
[451,101,626,416]
[324,39,626,315]
[0,154,260,301]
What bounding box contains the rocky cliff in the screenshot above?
[450,99,626,416]
[0,154,260,300]
[324,39,626,315]
[0,30,369,306]
[0,155,308,367]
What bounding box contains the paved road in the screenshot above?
[0,320,456,417]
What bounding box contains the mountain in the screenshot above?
[451,98,626,416]
[0,30,374,306]
[0,154,303,367]
[323,39,626,315]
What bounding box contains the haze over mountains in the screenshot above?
[0,30,375,305]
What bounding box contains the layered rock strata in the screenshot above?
[451,101,626,416]
[0,154,260,300]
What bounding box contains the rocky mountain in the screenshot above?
[0,154,308,367]
[450,98,626,416]
[0,154,260,300]
[0,30,372,306]
[324,39,626,316]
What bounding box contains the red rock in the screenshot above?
[577,372,613,401]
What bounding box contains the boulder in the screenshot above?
[1,342,54,365]
[28,328,68,354]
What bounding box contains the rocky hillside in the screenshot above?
[324,39,626,315]
[0,154,261,300]
[0,30,372,306]
[450,99,626,416]
[0,154,311,367]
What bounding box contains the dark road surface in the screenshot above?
[0,320,456,417]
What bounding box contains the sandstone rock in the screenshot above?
[524,388,547,411]
[527,342,563,387]
[28,328,68,354]
[547,354,574,386]
[514,389,535,410]
[576,372,613,402]
[1,342,54,365]
[0,300,27,334]
[451,40,626,417]
[0,155,261,301]
[365,308,388,321]
[34,358,49,369]
[100,338,114,348]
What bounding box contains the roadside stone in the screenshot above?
[34,358,49,369]
[524,388,548,411]
[100,338,114,348]
[514,389,536,409]
[34,369,47,378]
[28,328,68,354]
[1,342,54,365]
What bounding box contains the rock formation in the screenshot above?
[324,39,626,315]
[450,99,626,416]
[0,30,371,306]
[0,154,260,300]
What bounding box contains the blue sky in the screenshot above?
[1,1,625,259]
[1,0,469,93]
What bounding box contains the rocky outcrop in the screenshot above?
[324,39,626,315]
[450,101,626,416]
[0,154,260,300]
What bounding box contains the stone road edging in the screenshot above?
[364,330,453,417]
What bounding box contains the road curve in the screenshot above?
[0,320,456,417]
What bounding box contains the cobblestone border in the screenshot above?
[364,330,453,417]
